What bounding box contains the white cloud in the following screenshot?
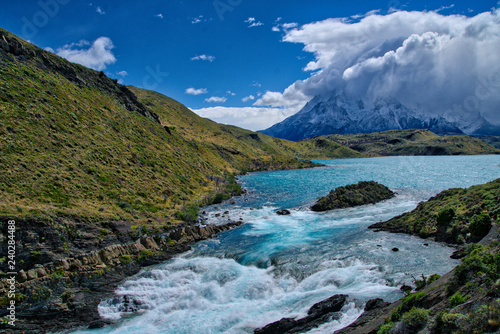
[282,22,298,29]
[44,47,55,53]
[191,106,293,131]
[226,91,236,96]
[245,17,263,28]
[435,4,455,13]
[117,70,128,77]
[185,87,208,95]
[249,21,264,28]
[156,13,164,19]
[56,37,116,71]
[205,96,227,103]
[266,9,500,125]
[272,26,280,32]
[242,95,255,102]
[190,54,215,62]
[96,6,105,15]
[191,15,210,24]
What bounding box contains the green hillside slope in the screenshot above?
[0,27,360,226]
[321,129,500,156]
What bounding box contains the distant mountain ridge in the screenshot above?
[261,92,499,141]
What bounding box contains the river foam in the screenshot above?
[70,155,500,334]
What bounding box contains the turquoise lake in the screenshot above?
[70,155,500,334]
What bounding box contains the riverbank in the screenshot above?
[337,178,500,333]
[0,219,242,333]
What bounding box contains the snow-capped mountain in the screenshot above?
[259,92,478,141]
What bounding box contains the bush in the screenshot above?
[401,307,428,329]
[433,310,462,334]
[437,208,455,226]
[175,205,199,222]
[120,254,132,264]
[448,292,470,307]
[469,213,491,239]
[377,322,394,334]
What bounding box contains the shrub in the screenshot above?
[437,208,455,226]
[433,310,462,334]
[469,213,491,239]
[448,292,470,307]
[401,307,428,329]
[377,322,394,334]
[138,250,153,260]
[175,205,199,222]
[120,254,132,264]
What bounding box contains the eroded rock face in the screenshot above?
[311,181,394,212]
[254,294,348,334]
[0,220,243,334]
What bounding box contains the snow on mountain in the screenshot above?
[260,92,472,141]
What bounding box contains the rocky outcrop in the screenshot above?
[311,181,395,212]
[0,220,242,333]
[254,294,348,334]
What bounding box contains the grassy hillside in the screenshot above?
[370,178,500,244]
[474,135,500,150]
[356,179,500,334]
[0,27,361,227]
[321,129,500,156]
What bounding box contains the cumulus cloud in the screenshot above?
[205,96,227,103]
[56,37,116,71]
[185,87,208,95]
[156,13,164,19]
[96,6,105,15]
[190,54,215,62]
[191,107,293,131]
[242,95,255,102]
[262,9,500,125]
[117,70,128,77]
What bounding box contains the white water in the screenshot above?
[69,155,500,334]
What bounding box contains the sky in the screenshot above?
[1,0,499,131]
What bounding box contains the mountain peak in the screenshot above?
[260,93,464,141]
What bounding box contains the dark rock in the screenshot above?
[311,181,394,212]
[276,209,291,215]
[255,317,296,334]
[88,319,113,329]
[254,294,348,334]
[364,298,390,311]
[307,294,348,318]
[400,284,412,294]
[392,247,399,252]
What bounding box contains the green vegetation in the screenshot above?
[0,27,359,228]
[323,129,500,156]
[371,178,500,244]
[311,181,394,211]
[414,273,441,291]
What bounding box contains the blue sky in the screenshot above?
[1,0,499,131]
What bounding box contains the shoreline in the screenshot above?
[0,220,243,333]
